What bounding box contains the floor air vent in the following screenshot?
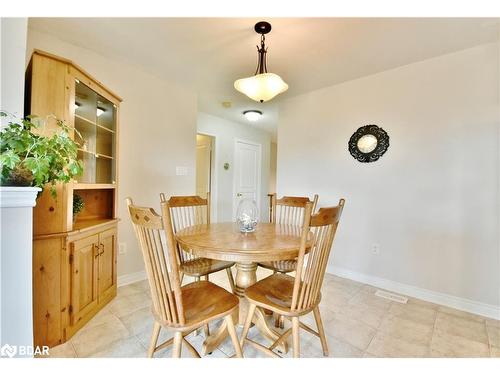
[375,290,408,304]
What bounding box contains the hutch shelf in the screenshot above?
[25,50,122,348]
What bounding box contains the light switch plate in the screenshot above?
[176,166,188,176]
[119,243,127,255]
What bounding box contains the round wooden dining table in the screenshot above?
[176,222,304,355]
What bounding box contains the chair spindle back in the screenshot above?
[126,198,185,326]
[291,199,345,312]
[272,195,319,226]
[159,193,210,264]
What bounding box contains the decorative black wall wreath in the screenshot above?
[348,125,389,163]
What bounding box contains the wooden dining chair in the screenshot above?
[126,197,242,358]
[240,199,345,358]
[159,193,236,293]
[259,194,319,328]
[258,194,319,275]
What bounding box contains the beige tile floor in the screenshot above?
[47,268,500,358]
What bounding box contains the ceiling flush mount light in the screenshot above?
[234,21,288,103]
[243,110,262,122]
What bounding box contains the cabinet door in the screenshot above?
[70,234,99,325]
[74,79,117,184]
[98,228,117,300]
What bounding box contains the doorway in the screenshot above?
[196,134,215,219]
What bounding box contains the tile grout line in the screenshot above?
[69,340,78,358]
[485,320,493,357]
[134,333,150,354]
[427,305,439,357]
[363,325,378,356]
[359,300,394,356]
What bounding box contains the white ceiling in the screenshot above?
[28,18,499,139]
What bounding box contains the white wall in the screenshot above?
[197,112,272,222]
[1,18,28,124]
[277,43,500,315]
[27,28,198,278]
[269,142,277,194]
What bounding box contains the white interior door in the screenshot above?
[234,140,261,219]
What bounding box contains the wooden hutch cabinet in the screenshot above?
[25,50,122,347]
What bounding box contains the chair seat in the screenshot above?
[181,257,235,277]
[244,273,319,316]
[258,259,297,273]
[157,281,239,330]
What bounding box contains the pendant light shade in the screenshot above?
[234,22,288,103]
[234,73,288,103]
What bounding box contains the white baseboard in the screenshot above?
[117,270,147,287]
[327,265,500,320]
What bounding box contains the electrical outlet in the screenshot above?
[119,243,127,255]
[372,244,380,255]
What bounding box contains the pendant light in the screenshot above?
[234,21,288,103]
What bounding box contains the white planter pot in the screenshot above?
[0,186,41,357]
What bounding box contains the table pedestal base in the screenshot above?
[201,262,288,355]
[234,262,257,298]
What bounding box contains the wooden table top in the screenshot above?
[176,222,306,263]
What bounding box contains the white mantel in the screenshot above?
[0,186,40,357]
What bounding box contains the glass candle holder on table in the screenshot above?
[236,198,259,233]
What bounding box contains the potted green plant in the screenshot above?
[72,193,85,223]
[0,112,83,197]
